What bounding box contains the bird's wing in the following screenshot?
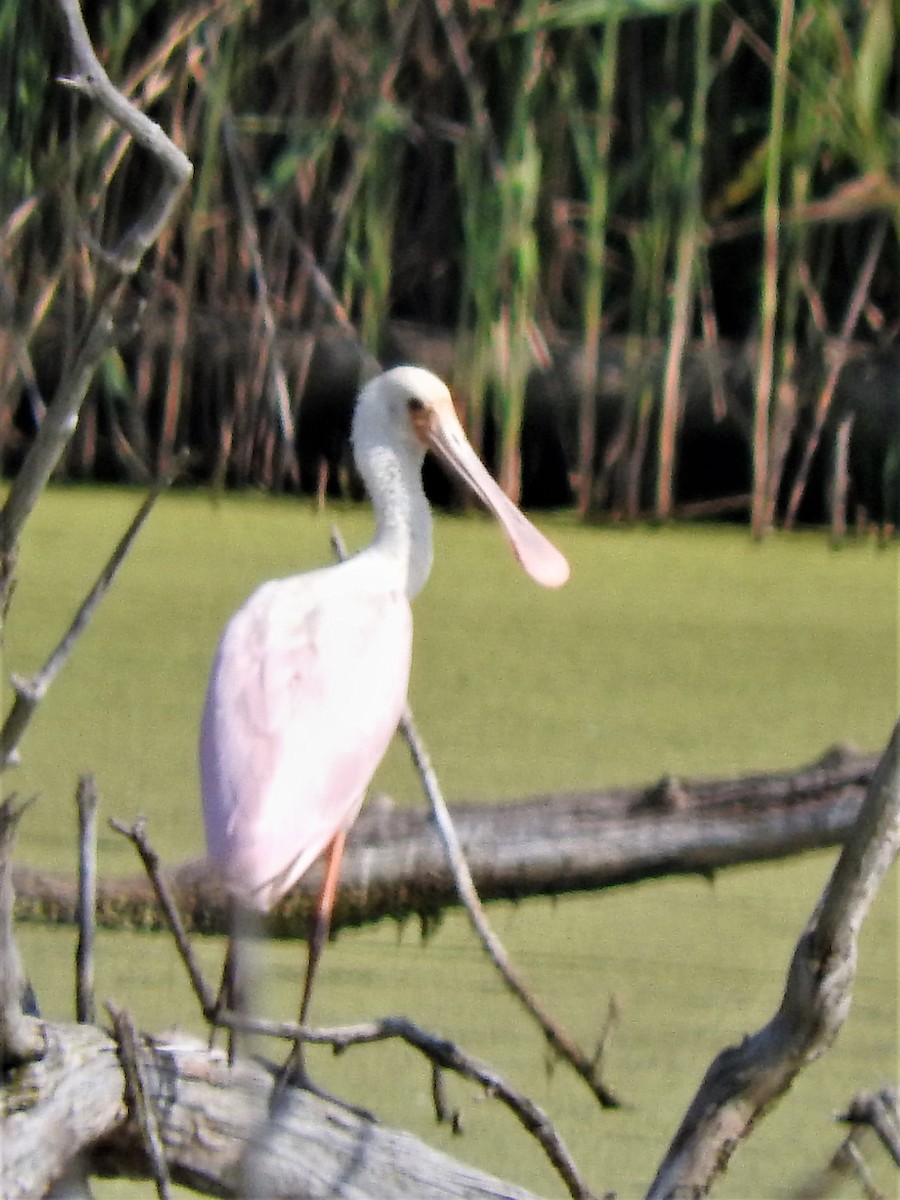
[200,569,412,909]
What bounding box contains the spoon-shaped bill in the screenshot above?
[426,416,570,589]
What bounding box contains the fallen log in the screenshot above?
[12,745,877,939]
[1,1022,551,1200]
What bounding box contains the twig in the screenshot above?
[330,525,622,1109]
[792,1088,900,1199]
[431,1064,462,1133]
[75,775,99,1024]
[646,720,900,1199]
[215,1007,598,1200]
[840,1088,900,1167]
[405,703,622,1108]
[53,0,192,275]
[1,455,187,769]
[108,818,217,1016]
[589,994,620,1077]
[107,1003,173,1200]
[0,795,45,1067]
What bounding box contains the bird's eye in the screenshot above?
[407,395,425,413]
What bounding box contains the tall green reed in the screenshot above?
[655,0,712,521]
[567,21,620,517]
[2,0,896,529]
[750,0,794,539]
[453,3,545,502]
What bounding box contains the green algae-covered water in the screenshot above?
[6,488,898,1198]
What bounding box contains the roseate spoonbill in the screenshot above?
[200,365,568,1085]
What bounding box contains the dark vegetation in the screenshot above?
[1,0,898,528]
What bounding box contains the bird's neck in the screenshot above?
[362,443,433,600]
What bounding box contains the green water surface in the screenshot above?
[5,488,898,1198]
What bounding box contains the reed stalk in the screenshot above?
[575,21,620,518]
[751,0,795,539]
[453,4,544,500]
[655,0,712,521]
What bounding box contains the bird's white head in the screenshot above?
[351,366,453,466]
[352,366,570,590]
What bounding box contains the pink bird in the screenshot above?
[200,365,568,1086]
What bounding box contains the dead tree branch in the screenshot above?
[330,525,621,1110]
[108,817,218,1016]
[2,1023,554,1200]
[791,1087,899,1199]
[840,1088,900,1168]
[75,775,99,1025]
[645,720,900,1200]
[107,1004,173,1200]
[399,702,621,1110]
[0,795,44,1069]
[213,1009,598,1200]
[11,745,878,935]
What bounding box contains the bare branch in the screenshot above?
[330,524,621,1109]
[214,1008,599,1200]
[839,1088,900,1168]
[107,1003,173,1200]
[75,775,99,1024]
[12,746,876,935]
[646,720,900,1200]
[108,818,218,1017]
[409,702,622,1108]
[53,0,192,274]
[0,795,45,1068]
[792,1088,899,1199]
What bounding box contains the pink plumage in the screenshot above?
[198,366,569,1044]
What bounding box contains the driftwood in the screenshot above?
[12,744,878,938]
[2,1023,549,1200]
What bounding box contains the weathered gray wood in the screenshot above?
[11,747,878,937]
[1,1024,124,1200]
[645,722,900,1200]
[0,797,45,1067]
[2,1023,549,1200]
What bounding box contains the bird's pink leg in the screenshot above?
[299,827,347,1027]
[274,830,374,1118]
[278,829,350,1094]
